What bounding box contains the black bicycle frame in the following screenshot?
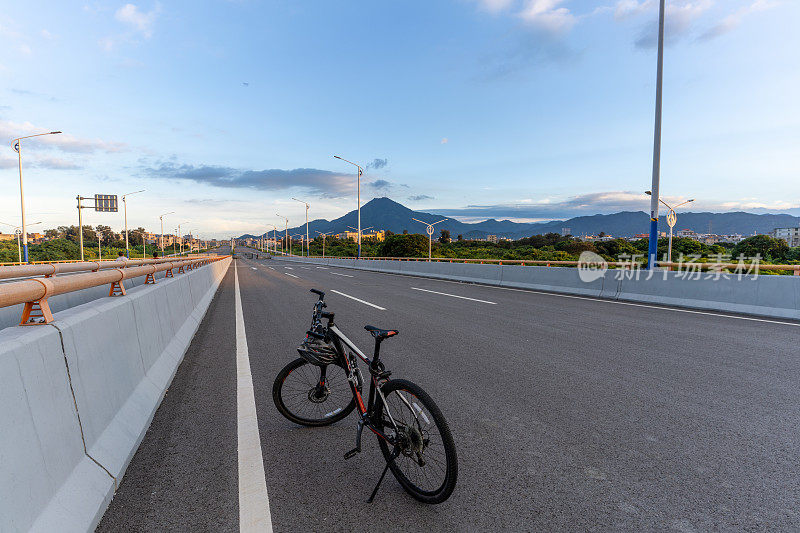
[324,321,397,444]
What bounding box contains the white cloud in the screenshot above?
[34,157,82,170]
[40,29,54,39]
[614,0,655,20]
[699,0,778,41]
[115,3,160,39]
[473,0,516,13]
[0,120,126,154]
[518,0,576,33]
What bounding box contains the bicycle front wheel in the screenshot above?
[272,358,356,426]
[375,379,458,504]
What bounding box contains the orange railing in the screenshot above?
[0,255,230,325]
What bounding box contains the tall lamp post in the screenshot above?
[315,231,331,258]
[292,197,310,257]
[122,189,145,258]
[178,221,190,255]
[647,0,666,270]
[11,130,62,263]
[291,233,306,256]
[412,217,447,261]
[646,191,694,264]
[333,155,364,259]
[268,224,278,255]
[277,214,289,256]
[0,221,41,263]
[159,211,175,256]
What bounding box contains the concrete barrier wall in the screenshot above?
[0,257,230,532]
[272,256,799,321]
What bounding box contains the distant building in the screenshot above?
[771,227,800,247]
[486,234,499,243]
[0,233,15,242]
[561,227,571,236]
[676,229,698,239]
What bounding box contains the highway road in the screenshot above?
[99,248,800,531]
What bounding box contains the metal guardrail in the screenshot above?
[0,258,183,281]
[288,255,800,275]
[0,255,230,325]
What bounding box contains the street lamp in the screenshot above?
[333,155,364,259]
[159,211,175,256]
[12,130,62,262]
[0,221,41,263]
[122,189,145,258]
[178,221,190,255]
[412,217,447,261]
[292,197,310,257]
[268,224,278,255]
[291,233,305,256]
[647,0,666,270]
[645,191,694,263]
[277,214,289,256]
[315,230,332,258]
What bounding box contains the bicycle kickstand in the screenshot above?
[367,448,400,503]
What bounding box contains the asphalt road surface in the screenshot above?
[99,249,800,532]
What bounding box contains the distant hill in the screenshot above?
[240,197,800,240]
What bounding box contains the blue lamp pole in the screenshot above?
[647,0,666,270]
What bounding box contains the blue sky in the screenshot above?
[1,0,798,238]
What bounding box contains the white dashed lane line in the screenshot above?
[411,287,497,305]
[330,290,386,310]
[331,272,353,278]
[286,273,299,279]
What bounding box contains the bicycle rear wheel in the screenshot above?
[374,379,458,504]
[273,358,356,426]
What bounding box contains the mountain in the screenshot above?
[240,197,800,240]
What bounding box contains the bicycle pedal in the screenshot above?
[344,448,361,460]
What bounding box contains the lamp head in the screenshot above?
[50,131,62,135]
[645,191,652,196]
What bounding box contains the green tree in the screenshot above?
[380,234,428,257]
[439,229,451,244]
[731,235,789,261]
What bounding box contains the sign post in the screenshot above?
[77,194,118,261]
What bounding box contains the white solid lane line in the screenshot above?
[286,273,299,278]
[411,287,497,305]
[234,262,273,532]
[331,289,386,310]
[331,272,353,278]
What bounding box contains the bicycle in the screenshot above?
[272,289,458,504]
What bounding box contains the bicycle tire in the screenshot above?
[272,358,356,427]
[374,379,458,504]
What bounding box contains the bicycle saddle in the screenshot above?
[364,325,399,340]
